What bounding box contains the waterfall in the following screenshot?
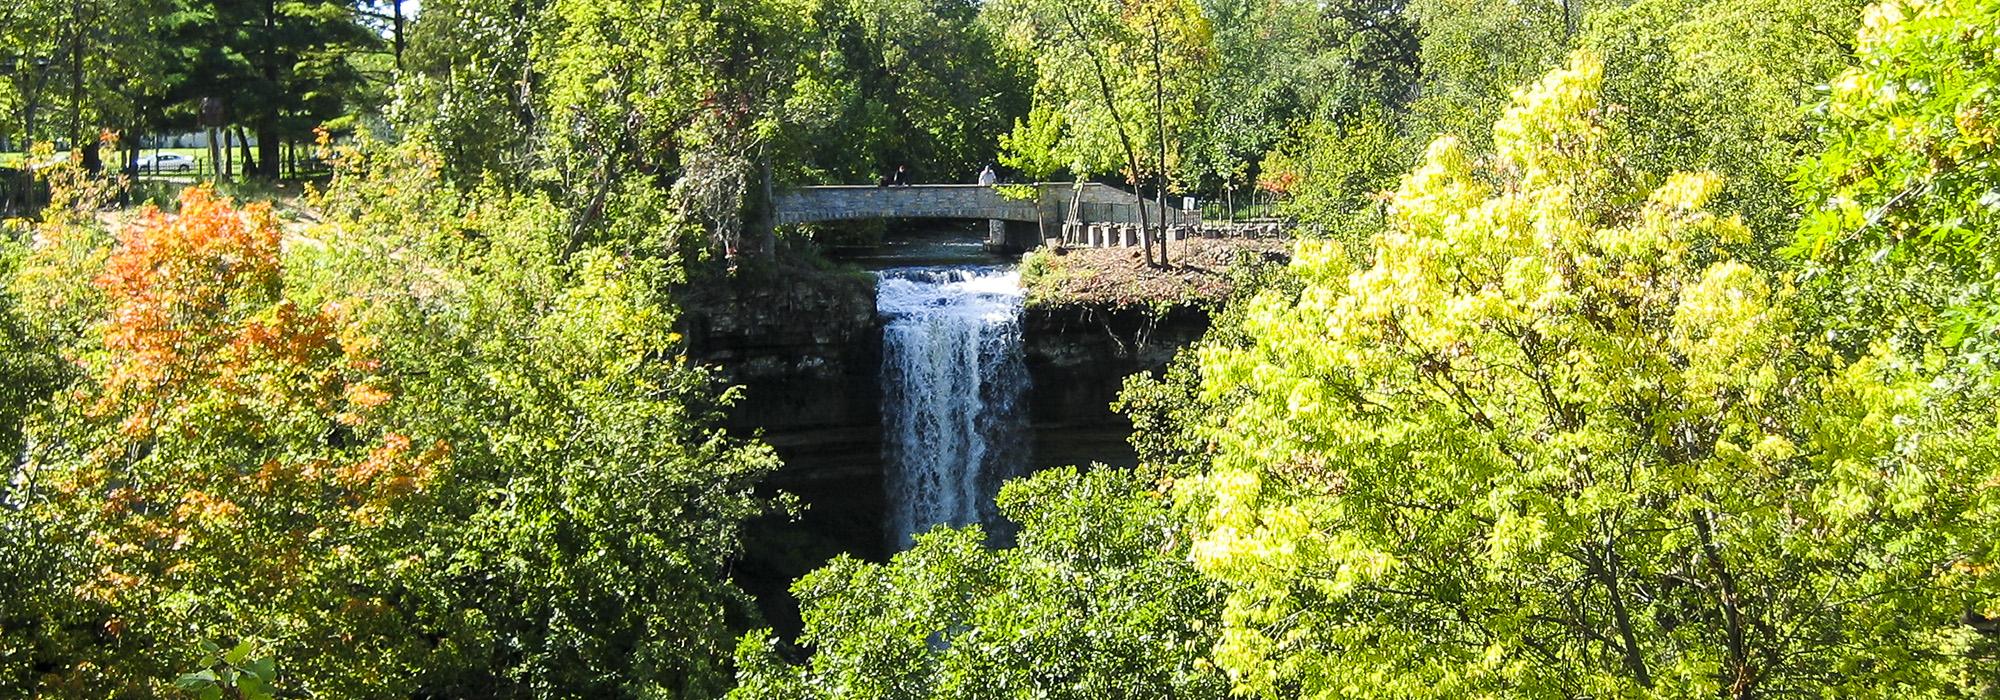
[877,266,1030,550]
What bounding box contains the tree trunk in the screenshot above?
[1148,16,1171,267]
[256,124,280,180]
[756,156,776,256]
[222,128,234,181]
[236,127,258,176]
[392,0,407,70]
[23,95,38,151]
[1061,6,1153,266]
[1594,548,1655,690]
[67,8,103,174]
[207,128,223,182]
[255,0,281,179]
[1695,509,1759,697]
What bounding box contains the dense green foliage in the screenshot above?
[1589,0,1866,241]
[0,148,776,695]
[732,467,1226,699]
[1181,54,1999,697]
[0,0,385,175]
[1797,0,2000,360]
[780,0,1032,182]
[5,0,2000,696]
[1,0,166,166]
[0,223,60,474]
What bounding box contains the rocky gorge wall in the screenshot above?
[681,266,1216,637]
[1021,304,1211,470]
[679,270,887,637]
[681,270,884,494]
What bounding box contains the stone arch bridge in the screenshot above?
[771,183,1196,251]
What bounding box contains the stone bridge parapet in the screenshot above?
[772,185,1041,225]
[771,182,1199,251]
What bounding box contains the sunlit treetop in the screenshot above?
[1797,0,2000,353]
[1179,51,1999,699]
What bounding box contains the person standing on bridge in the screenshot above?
[977,164,997,186]
[891,164,911,187]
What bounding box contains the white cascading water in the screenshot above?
[877,266,1030,550]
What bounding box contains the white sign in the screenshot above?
[1182,196,1196,211]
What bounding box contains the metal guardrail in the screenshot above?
[1198,189,1285,222]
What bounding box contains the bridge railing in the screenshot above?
[772,182,1195,229]
[1057,221,1291,249]
[1198,189,1286,222]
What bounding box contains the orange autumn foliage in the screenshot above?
[95,186,284,398]
[64,186,441,614]
[1256,167,1300,196]
[27,188,457,695]
[89,188,401,436]
[338,432,447,497]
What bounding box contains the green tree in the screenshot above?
[990,0,1212,266]
[732,466,1227,699]
[135,0,381,178]
[1181,0,1419,201]
[1268,111,1409,243]
[0,227,62,473]
[0,203,82,694]
[0,0,166,171]
[1266,0,1863,250]
[392,0,546,185]
[1175,0,1319,197]
[774,0,1032,184]
[402,0,816,258]
[1795,0,2000,362]
[298,144,784,695]
[1401,0,1575,150]
[1314,0,1423,116]
[1178,53,2000,697]
[1585,0,1865,243]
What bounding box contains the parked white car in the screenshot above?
[135,153,195,173]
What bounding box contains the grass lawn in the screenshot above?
[1,147,319,179]
[3,145,330,220]
[117,147,220,176]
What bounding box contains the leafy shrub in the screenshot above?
[732,467,1226,700]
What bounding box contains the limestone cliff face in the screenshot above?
[680,270,887,638]
[681,270,882,481]
[1021,304,1211,471]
